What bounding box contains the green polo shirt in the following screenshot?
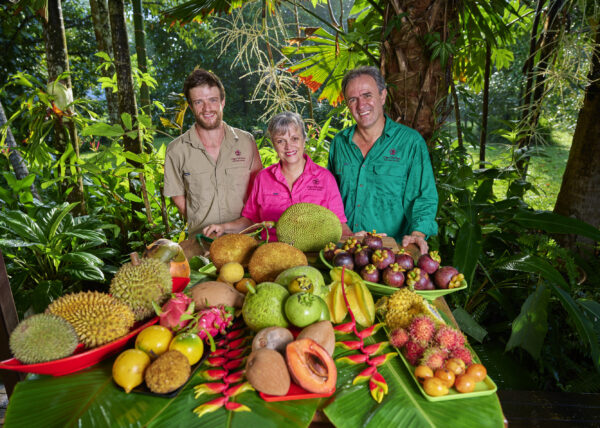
[327,116,438,241]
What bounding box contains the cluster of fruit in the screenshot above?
[415,361,488,396]
[246,321,337,396]
[323,232,466,290]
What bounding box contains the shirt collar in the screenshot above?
[185,121,236,150]
[272,154,316,181]
[344,115,393,145]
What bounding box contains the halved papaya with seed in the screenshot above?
[286,338,337,394]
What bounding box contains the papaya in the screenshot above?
[286,338,336,394]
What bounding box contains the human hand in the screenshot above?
[353,230,387,237]
[402,231,428,254]
[203,224,225,238]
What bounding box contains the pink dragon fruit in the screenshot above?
[157,293,194,331]
[196,305,234,342]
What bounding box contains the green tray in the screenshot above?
[319,250,467,300]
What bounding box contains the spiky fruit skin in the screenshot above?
[360,264,380,283]
[382,288,429,330]
[420,347,448,370]
[382,263,406,287]
[417,252,441,274]
[389,328,409,349]
[9,314,78,363]
[110,258,172,321]
[404,340,426,365]
[435,326,465,350]
[409,315,436,345]
[47,291,135,348]
[449,347,473,366]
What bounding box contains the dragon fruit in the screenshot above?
[195,305,235,342]
[157,293,194,331]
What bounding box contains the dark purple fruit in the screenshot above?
[360,264,380,283]
[323,242,338,261]
[382,263,405,288]
[354,246,372,268]
[342,237,359,254]
[406,268,432,290]
[333,251,354,270]
[414,277,435,290]
[371,249,394,270]
[417,251,441,274]
[434,266,466,289]
[362,231,383,251]
[394,251,414,271]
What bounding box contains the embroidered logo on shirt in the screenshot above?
[390,149,396,155]
[232,149,246,163]
[235,150,241,156]
[307,179,324,191]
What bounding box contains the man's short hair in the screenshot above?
[341,66,386,97]
[268,111,307,141]
[183,69,225,104]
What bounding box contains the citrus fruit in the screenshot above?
[169,332,204,365]
[135,325,173,359]
[112,349,151,393]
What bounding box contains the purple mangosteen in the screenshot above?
[382,263,405,288]
[434,266,466,289]
[342,237,359,254]
[394,251,415,271]
[354,246,373,268]
[362,231,383,251]
[360,264,380,283]
[417,251,441,274]
[323,242,339,261]
[406,268,433,290]
[371,249,394,270]
[333,251,354,271]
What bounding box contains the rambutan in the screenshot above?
[409,315,436,345]
[449,347,473,366]
[420,347,448,370]
[389,328,410,349]
[403,340,426,366]
[434,325,465,350]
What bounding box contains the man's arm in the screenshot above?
[203,216,253,238]
[171,195,186,219]
[401,231,428,254]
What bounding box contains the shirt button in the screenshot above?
[357,204,361,207]
[359,184,363,187]
[355,224,358,227]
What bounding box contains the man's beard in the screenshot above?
[195,112,222,130]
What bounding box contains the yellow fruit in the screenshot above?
[135,325,173,359]
[218,262,245,283]
[112,349,151,393]
[169,332,204,365]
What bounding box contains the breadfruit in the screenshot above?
[276,203,342,252]
[144,350,191,394]
[47,291,135,348]
[110,253,172,320]
[209,234,260,269]
[248,242,308,283]
[9,314,78,364]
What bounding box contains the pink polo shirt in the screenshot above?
[242,155,347,241]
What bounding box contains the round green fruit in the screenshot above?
[284,292,323,328]
[169,332,204,365]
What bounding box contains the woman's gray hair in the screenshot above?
[268,111,307,141]
[341,66,386,96]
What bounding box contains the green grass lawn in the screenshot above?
[468,129,572,211]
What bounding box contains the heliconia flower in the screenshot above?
[227,337,248,350]
[226,329,245,340]
[155,293,194,332]
[224,358,245,371]
[356,323,384,339]
[224,371,244,384]
[336,353,369,365]
[352,366,377,385]
[206,356,228,367]
[199,369,228,381]
[337,340,362,350]
[224,382,254,397]
[225,348,246,359]
[369,372,388,403]
[193,382,228,398]
[368,352,396,367]
[210,348,228,357]
[216,338,228,348]
[362,342,388,356]
[225,401,251,412]
[334,321,356,334]
[193,397,227,418]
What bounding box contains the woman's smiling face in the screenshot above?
[272,125,305,166]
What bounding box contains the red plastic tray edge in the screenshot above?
[259,382,335,402]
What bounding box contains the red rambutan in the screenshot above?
[389,328,409,349]
[409,315,436,345]
[434,325,465,350]
[449,347,473,366]
[403,340,426,366]
[419,347,448,370]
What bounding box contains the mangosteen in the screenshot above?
[362,230,383,251]
[333,251,354,271]
[434,266,466,289]
[406,268,432,290]
[360,264,380,283]
[354,246,372,268]
[342,237,359,254]
[371,249,394,270]
[417,251,441,274]
[394,251,414,271]
[382,263,405,288]
[323,242,338,261]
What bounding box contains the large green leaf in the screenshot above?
[497,254,570,291]
[0,210,46,244]
[453,220,482,285]
[513,210,600,241]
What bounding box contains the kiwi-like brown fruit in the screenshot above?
[245,348,290,396]
[248,242,308,283]
[144,350,191,394]
[209,234,259,269]
[252,327,294,354]
[190,281,245,309]
[297,321,335,356]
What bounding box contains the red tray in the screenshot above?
[172,276,191,292]
[259,382,335,402]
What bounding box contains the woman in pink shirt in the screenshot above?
[203,111,352,239]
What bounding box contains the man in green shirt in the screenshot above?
[327,66,438,254]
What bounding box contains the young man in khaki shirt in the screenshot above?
[163,69,262,236]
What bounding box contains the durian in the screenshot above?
[110,253,172,321]
[9,313,79,363]
[47,291,135,347]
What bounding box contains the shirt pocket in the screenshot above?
[369,164,408,198]
[183,171,213,211]
[225,166,250,195]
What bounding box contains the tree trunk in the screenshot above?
[88,0,119,124]
[450,79,463,148]
[0,101,41,200]
[42,0,86,214]
[479,42,491,169]
[132,0,151,116]
[553,27,600,253]
[380,0,459,145]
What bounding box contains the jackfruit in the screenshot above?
[209,234,260,269]
[9,313,79,363]
[276,203,342,252]
[110,253,172,320]
[47,291,135,348]
[248,242,308,283]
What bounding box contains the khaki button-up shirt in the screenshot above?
[163,123,261,235]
